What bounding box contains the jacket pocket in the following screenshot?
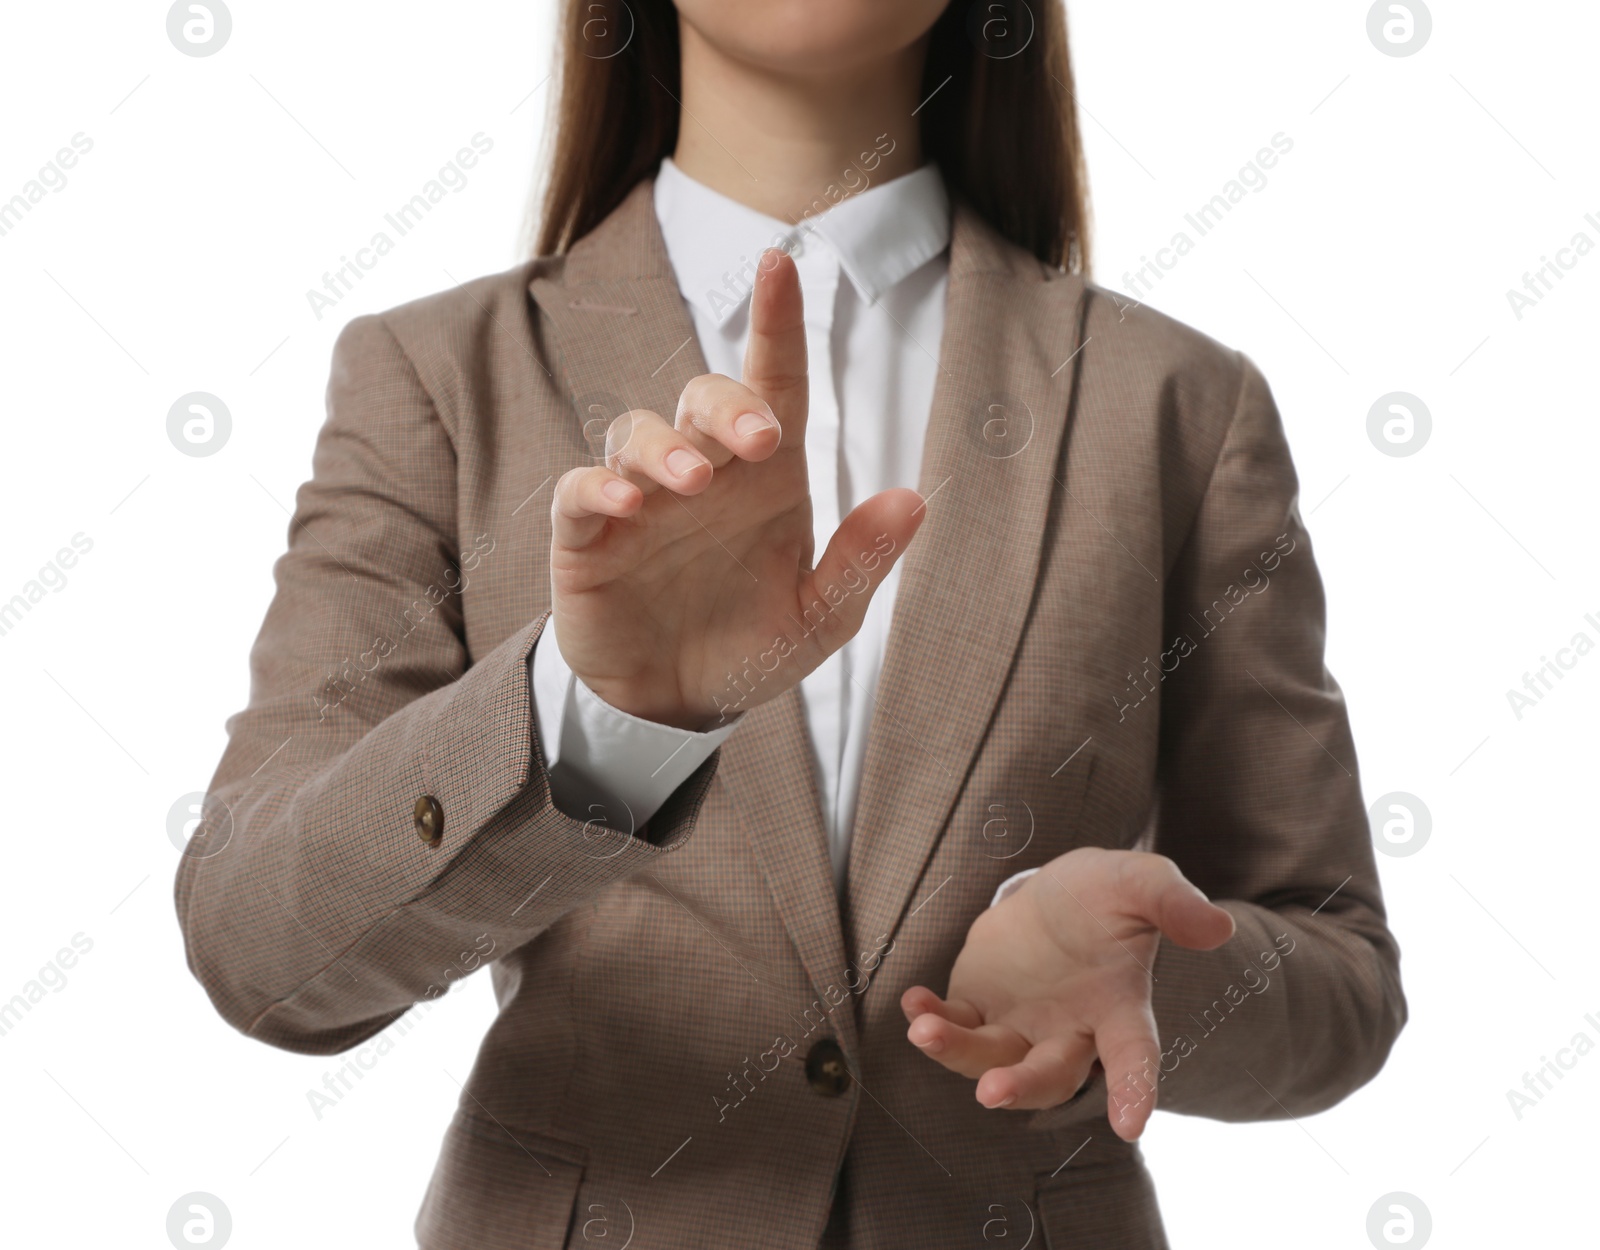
[416,1110,586,1250]
[1035,1160,1169,1250]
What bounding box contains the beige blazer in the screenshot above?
[175,177,1406,1249]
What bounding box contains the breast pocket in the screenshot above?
[416,1110,586,1250]
[1035,1159,1169,1250]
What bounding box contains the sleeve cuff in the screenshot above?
[530,625,740,832]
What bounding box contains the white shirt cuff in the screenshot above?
[989,867,1038,909]
[530,624,739,834]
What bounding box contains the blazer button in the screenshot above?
[805,1038,852,1096]
[413,795,444,847]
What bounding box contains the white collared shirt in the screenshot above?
[532,156,951,889]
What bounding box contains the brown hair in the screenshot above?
[531,0,1090,275]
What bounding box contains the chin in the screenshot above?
[674,0,950,75]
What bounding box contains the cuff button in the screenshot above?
[413,795,444,847]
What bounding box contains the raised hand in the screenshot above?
[549,247,925,730]
[900,847,1235,1141]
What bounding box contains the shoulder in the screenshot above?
[1077,280,1250,424]
[1072,281,1265,499]
[955,200,1250,437]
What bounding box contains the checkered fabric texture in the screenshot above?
[174,179,1406,1249]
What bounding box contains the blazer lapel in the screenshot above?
[843,202,1091,971]
[528,180,855,1054]
[715,690,858,1056]
[528,181,707,434]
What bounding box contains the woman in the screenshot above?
[176,1,1406,1245]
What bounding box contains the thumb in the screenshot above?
[799,488,925,644]
[1155,882,1235,951]
[1120,854,1235,952]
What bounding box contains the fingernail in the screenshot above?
[997,1095,1016,1108]
[667,449,707,478]
[913,1036,943,1054]
[734,411,775,438]
[603,480,633,503]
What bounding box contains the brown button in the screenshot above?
[805,1038,851,1097]
[413,795,444,847]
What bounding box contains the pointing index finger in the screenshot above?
[741,247,809,446]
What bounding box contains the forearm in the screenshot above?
[1145,896,1405,1120]
[176,615,718,1053]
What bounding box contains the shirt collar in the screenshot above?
[653,155,951,328]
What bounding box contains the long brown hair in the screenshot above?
[531,0,1091,275]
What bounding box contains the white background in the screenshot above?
[1,2,1595,1246]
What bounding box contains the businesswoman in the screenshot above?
[176,1,1407,1245]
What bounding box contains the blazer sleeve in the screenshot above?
[1036,352,1406,1130]
[174,314,717,1055]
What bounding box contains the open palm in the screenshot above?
[902,847,1235,1141]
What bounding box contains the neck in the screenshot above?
[671,22,928,224]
